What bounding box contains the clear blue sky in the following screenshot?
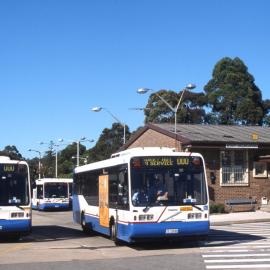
[0,0,269,159]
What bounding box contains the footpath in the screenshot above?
[210,210,270,226]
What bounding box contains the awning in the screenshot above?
[259,155,270,162]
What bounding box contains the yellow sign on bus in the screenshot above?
[99,175,109,228]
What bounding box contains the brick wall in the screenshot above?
[191,148,270,211]
[128,129,179,149]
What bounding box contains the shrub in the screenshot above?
[210,203,225,214]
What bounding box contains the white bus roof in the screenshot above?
[0,156,28,166]
[75,147,203,174]
[35,178,73,184]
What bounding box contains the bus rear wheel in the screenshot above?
[81,212,92,234]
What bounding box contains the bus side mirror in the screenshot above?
[32,182,36,189]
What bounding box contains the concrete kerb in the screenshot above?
[210,210,270,226]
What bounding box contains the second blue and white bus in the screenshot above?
[32,178,73,210]
[73,147,209,243]
[0,156,32,240]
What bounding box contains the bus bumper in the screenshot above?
[0,219,31,234]
[118,220,210,242]
[38,203,70,211]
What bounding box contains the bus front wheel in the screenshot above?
[110,222,118,243]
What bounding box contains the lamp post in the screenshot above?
[137,83,196,134]
[91,107,126,144]
[59,137,94,167]
[28,149,42,179]
[39,140,61,178]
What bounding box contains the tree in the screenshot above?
[27,158,40,184]
[204,57,270,125]
[87,123,131,162]
[57,143,87,177]
[144,89,207,124]
[0,145,23,160]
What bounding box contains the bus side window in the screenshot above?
[37,185,43,199]
[118,169,129,210]
[109,171,118,207]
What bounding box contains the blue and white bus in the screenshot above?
[73,147,209,243]
[0,156,32,240]
[32,178,73,210]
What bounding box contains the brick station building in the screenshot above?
[122,123,270,210]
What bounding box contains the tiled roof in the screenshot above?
[151,123,270,143]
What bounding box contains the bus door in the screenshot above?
[99,175,109,227]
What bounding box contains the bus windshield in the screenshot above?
[130,156,207,207]
[0,164,29,206]
[44,182,68,198]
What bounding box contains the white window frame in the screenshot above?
[220,150,249,186]
[253,162,268,178]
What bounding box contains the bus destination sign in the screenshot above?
[141,157,190,167]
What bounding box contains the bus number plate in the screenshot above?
[166,228,179,234]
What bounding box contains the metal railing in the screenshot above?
[221,166,249,186]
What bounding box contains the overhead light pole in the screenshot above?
[91,107,126,144]
[28,149,42,179]
[59,137,94,167]
[137,83,196,134]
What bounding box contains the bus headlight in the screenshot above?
[138,214,154,221]
[11,212,24,218]
[188,213,202,219]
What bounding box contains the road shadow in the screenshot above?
[1,225,266,250]
[0,225,96,243]
[200,227,266,248]
[130,227,267,251]
[129,237,200,250]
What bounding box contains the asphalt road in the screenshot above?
[4,211,270,270]
[0,210,204,270]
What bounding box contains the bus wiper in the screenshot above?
[183,202,203,212]
[11,204,24,210]
[191,204,203,212]
[183,197,203,212]
[142,201,155,213]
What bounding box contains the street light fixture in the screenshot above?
[72,156,88,165]
[28,149,42,179]
[137,83,196,134]
[59,137,94,167]
[91,107,126,145]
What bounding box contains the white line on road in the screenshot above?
[206,264,270,269]
[205,258,270,263]
[201,245,270,249]
[203,253,270,258]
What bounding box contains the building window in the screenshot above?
[253,162,267,178]
[220,150,249,186]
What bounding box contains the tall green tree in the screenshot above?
[204,57,270,125]
[57,143,87,177]
[0,145,23,160]
[144,89,207,124]
[87,123,131,162]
